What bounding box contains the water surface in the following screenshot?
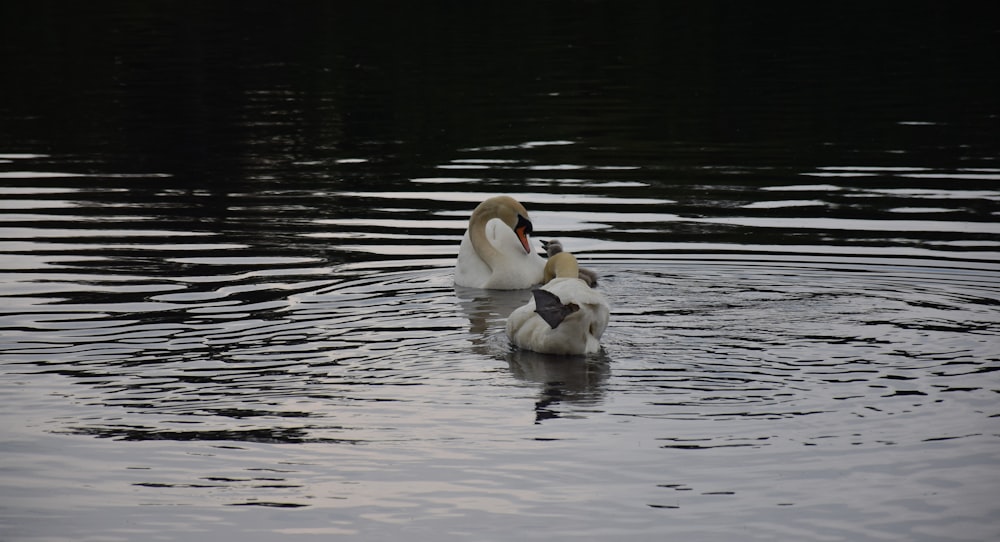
[1,4,999,541]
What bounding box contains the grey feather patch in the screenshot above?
[578,267,598,287]
[542,239,563,257]
[532,289,579,329]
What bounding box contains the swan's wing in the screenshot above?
[454,231,493,287]
[588,301,610,339]
[484,218,510,247]
[532,289,579,329]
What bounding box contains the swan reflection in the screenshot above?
[455,283,610,423]
[506,348,611,423]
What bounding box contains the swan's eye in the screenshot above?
[515,214,533,235]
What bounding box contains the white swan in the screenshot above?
[505,251,610,355]
[454,195,546,289]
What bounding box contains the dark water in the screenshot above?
[2,4,999,541]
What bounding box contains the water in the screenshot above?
[2,4,1000,541]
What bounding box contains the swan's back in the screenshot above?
[506,277,609,355]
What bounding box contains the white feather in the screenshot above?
[506,277,610,355]
[455,216,544,289]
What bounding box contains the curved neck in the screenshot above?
[544,252,579,283]
[467,196,533,269]
[469,212,502,267]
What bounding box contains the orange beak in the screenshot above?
[514,214,533,254]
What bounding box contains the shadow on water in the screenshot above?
[453,285,530,337]
[506,348,611,424]
[454,283,612,423]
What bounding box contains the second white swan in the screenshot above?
[454,195,546,289]
[505,250,610,355]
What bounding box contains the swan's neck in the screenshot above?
[468,198,533,267]
[543,252,580,283]
[469,213,502,267]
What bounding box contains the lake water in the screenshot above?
[1,4,999,541]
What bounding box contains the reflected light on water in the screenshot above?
[1,3,999,540]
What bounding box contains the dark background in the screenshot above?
[2,2,997,185]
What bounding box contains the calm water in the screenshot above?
[2,4,1000,541]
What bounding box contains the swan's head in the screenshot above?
[541,239,563,257]
[543,251,580,283]
[541,240,599,287]
[473,196,535,254]
[512,213,534,254]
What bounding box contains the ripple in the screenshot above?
[741,200,828,209]
[337,190,673,205]
[599,260,1000,430]
[2,158,999,541]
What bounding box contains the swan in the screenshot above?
[542,239,598,287]
[454,195,546,289]
[505,250,610,355]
